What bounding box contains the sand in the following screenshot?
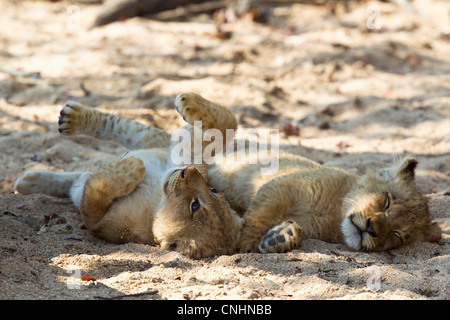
[0,0,448,300]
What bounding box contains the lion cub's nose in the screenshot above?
[364,218,377,237]
[183,166,199,178]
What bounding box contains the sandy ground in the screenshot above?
[0,0,449,300]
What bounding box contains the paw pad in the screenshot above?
[258,221,302,254]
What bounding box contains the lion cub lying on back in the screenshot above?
[15,93,442,258]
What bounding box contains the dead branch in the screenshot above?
[91,0,364,27]
[91,0,213,27]
[147,1,227,21]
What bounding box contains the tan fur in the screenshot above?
[15,93,442,258]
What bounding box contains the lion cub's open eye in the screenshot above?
[190,199,200,213]
[210,188,219,194]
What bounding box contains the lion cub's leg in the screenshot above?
[175,93,237,136]
[237,177,303,253]
[258,221,302,253]
[79,156,145,230]
[15,171,83,197]
[58,101,171,150]
[173,93,237,176]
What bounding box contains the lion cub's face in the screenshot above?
[153,166,244,259]
[341,158,442,251]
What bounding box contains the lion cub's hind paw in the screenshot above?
[15,171,46,195]
[258,221,302,254]
[175,93,212,127]
[58,101,86,136]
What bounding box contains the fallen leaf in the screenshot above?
[212,30,232,40]
[336,141,351,149]
[283,123,300,137]
[81,276,97,282]
[406,54,421,67]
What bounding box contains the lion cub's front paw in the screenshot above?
[258,221,302,253]
[58,101,88,136]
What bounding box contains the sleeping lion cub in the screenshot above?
[15,93,441,258]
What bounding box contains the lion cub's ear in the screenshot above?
[377,157,418,182]
[396,157,418,183]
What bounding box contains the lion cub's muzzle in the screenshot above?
[350,215,377,238]
[342,212,380,251]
